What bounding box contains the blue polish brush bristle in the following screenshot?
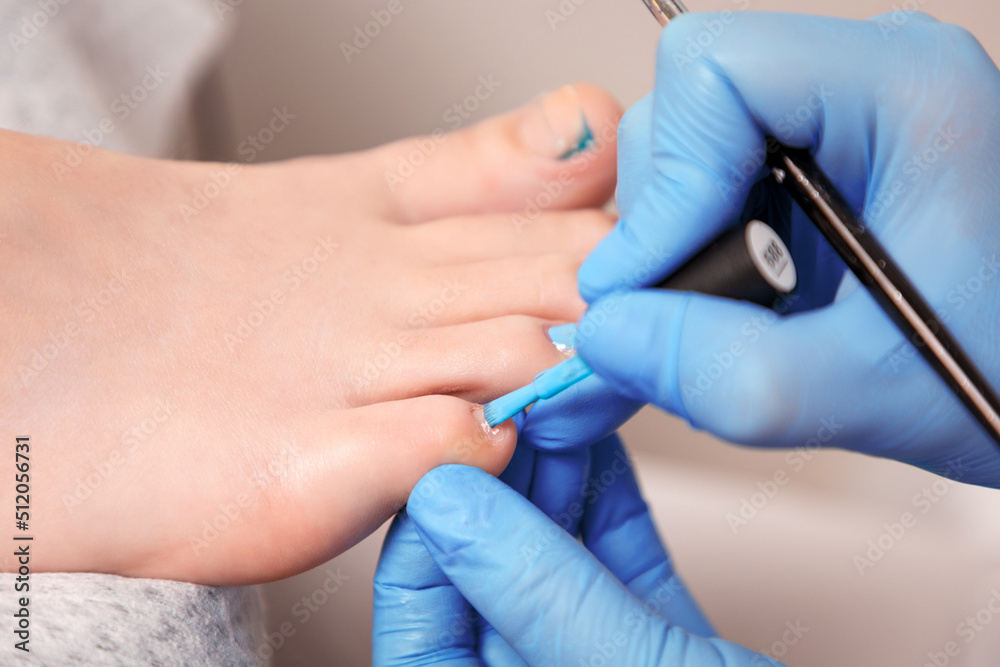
[482,384,541,429]
[483,355,594,428]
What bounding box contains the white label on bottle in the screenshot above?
[746,220,797,293]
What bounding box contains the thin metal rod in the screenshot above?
[772,147,1000,445]
[641,0,687,26]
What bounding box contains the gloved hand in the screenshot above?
[372,435,775,666]
[516,319,643,454]
[517,358,643,452]
[576,12,1000,487]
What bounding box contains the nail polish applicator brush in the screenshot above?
[483,220,797,427]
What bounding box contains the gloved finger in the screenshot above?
[615,93,653,219]
[576,288,1000,486]
[372,511,482,665]
[500,433,591,536]
[576,12,970,301]
[479,435,589,664]
[614,101,845,315]
[524,447,591,537]
[575,287,871,441]
[407,465,764,666]
[477,620,529,667]
[580,435,715,638]
[520,371,643,452]
[462,438,530,662]
[616,113,845,316]
[498,432,536,497]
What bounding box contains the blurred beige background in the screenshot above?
[211,1,1000,665]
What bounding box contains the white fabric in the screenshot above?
[0,573,265,666]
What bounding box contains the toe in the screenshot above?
[378,83,623,223]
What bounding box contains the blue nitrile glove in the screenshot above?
[518,358,643,452]
[372,436,775,666]
[517,323,644,452]
[576,12,1000,487]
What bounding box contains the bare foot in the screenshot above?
[0,84,622,584]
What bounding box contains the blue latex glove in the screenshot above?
[520,320,644,452]
[518,363,643,452]
[372,436,773,666]
[576,12,1000,487]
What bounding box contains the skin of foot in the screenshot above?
[0,84,622,584]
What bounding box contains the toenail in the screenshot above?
[519,85,592,160]
[547,323,578,354]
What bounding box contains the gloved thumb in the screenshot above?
[576,288,883,447]
[407,465,767,666]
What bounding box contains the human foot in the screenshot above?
[0,84,622,584]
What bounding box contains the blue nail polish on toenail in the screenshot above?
[558,117,595,160]
[547,323,578,352]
